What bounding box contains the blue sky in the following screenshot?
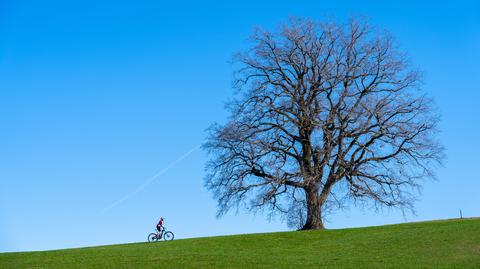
[1,0,479,252]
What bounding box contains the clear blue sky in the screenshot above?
[1,0,479,252]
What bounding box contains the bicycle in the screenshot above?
[148,227,174,242]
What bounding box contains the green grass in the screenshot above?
[1,218,479,268]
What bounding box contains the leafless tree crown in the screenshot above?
[204,18,444,229]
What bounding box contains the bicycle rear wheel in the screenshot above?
[148,233,158,242]
[163,231,174,241]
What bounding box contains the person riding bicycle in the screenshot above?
[148,217,174,242]
[156,217,165,233]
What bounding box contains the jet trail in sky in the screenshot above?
[102,144,201,213]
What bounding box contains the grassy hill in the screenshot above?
[1,218,479,268]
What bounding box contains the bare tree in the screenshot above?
[204,18,444,230]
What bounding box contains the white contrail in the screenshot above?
[102,144,202,213]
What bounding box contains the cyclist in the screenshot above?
[156,217,165,233]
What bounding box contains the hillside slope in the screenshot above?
[1,218,479,268]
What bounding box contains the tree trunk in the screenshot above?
[300,185,324,230]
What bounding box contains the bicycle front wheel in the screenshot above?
[163,231,174,241]
[148,233,158,242]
